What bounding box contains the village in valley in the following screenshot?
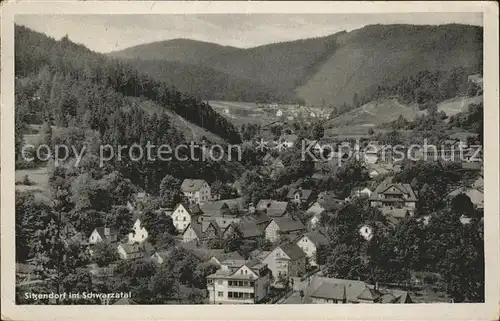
[14,15,485,306]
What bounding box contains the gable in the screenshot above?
[233,264,258,278]
[90,229,102,241]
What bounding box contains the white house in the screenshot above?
[88,227,118,245]
[295,231,329,267]
[150,250,170,264]
[262,243,306,280]
[206,258,271,304]
[127,218,148,244]
[171,202,202,233]
[276,109,283,117]
[181,179,211,205]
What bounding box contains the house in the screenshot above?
[208,251,244,267]
[264,217,306,243]
[286,188,314,206]
[181,179,211,205]
[171,202,203,233]
[446,187,484,210]
[262,242,306,280]
[267,158,285,177]
[127,217,148,244]
[306,200,345,229]
[472,175,484,191]
[295,275,412,304]
[126,192,149,212]
[295,231,329,267]
[369,180,417,215]
[256,200,289,218]
[345,187,372,202]
[223,220,264,241]
[276,109,283,117]
[88,227,118,245]
[182,220,222,246]
[367,164,390,178]
[279,134,298,148]
[206,258,271,304]
[150,250,171,264]
[117,243,143,260]
[468,73,483,91]
[262,153,276,166]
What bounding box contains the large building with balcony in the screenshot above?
[369,178,417,217]
[206,258,271,304]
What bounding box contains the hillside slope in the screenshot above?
[297,24,483,107]
[112,24,482,108]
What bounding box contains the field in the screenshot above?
[437,95,483,117]
[15,167,51,203]
[209,100,278,127]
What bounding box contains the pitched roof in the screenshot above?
[306,276,379,303]
[211,251,244,263]
[447,187,484,206]
[174,202,202,216]
[256,200,289,217]
[118,243,142,255]
[279,243,306,261]
[369,182,417,202]
[94,227,118,239]
[300,231,329,247]
[238,221,264,239]
[286,188,313,201]
[271,217,306,232]
[181,179,208,192]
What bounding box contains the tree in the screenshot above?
[159,175,183,208]
[93,242,119,267]
[150,264,178,303]
[141,209,177,246]
[105,206,134,238]
[450,194,475,217]
[310,121,325,140]
[40,121,53,147]
[211,180,234,200]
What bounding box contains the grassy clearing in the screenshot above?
[15,167,51,203]
[437,95,483,117]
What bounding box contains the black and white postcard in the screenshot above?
[1,1,498,320]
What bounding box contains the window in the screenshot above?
[244,293,249,298]
[249,281,254,286]
[250,293,254,298]
[245,270,247,274]
[218,280,223,285]
[142,235,144,239]
[183,217,186,221]
[228,292,233,298]
[240,270,243,275]
[238,281,243,286]
[218,292,223,297]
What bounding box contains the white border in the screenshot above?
[1,2,499,320]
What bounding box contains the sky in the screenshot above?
[16,13,482,53]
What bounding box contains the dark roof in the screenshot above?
[300,231,329,247]
[118,243,142,255]
[238,221,263,239]
[181,179,208,192]
[369,182,417,202]
[174,202,202,216]
[279,242,306,260]
[271,217,306,232]
[94,227,118,238]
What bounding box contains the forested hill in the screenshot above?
[111,24,482,107]
[14,25,241,144]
